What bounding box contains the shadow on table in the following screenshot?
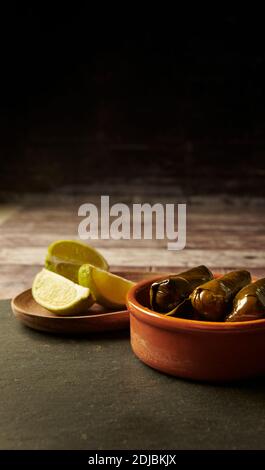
[18,323,265,396]
[19,322,130,342]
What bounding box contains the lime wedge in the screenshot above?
[32,268,95,315]
[45,240,109,283]
[78,264,135,309]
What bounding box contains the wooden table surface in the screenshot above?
[0,192,264,299]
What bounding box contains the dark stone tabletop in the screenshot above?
[1,299,265,450]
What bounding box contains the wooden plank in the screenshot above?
[0,232,264,250]
[0,196,264,299]
[0,205,20,225]
[0,247,264,268]
[1,201,264,252]
[2,209,264,227]
[2,208,263,233]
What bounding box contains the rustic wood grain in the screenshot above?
[0,194,264,299]
[0,205,20,225]
[0,247,264,268]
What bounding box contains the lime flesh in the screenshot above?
[32,268,95,315]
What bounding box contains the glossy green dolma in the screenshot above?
[150,265,213,315]
[190,270,251,321]
[225,278,265,322]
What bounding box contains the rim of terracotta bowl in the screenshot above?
[127,274,265,333]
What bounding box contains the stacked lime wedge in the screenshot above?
[34,240,134,315]
[45,239,109,283]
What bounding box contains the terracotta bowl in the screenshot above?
[127,274,265,382]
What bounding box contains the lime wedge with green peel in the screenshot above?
[45,240,109,283]
[32,268,95,315]
[78,264,135,309]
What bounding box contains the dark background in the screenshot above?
[1,7,265,197]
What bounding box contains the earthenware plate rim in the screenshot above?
[11,288,129,335]
[12,288,128,320]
